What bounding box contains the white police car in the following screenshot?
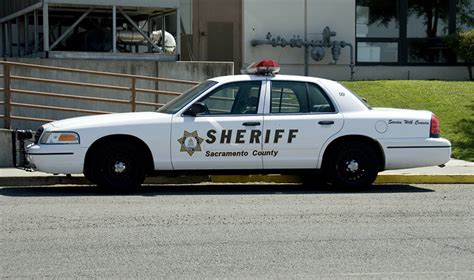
[22,60,451,191]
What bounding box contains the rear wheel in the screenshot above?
[92,142,146,192]
[324,140,379,190]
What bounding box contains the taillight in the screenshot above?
[430,114,440,138]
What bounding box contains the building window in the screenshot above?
[356,0,400,38]
[357,42,399,63]
[407,0,450,38]
[356,0,473,65]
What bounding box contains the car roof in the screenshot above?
[208,74,334,85]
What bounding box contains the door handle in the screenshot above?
[242,122,261,126]
[318,120,334,125]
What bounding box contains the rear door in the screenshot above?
[262,80,343,169]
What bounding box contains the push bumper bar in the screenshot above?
[11,130,35,170]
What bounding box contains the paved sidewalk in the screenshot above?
[375,159,474,184]
[0,159,473,186]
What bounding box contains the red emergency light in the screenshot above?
[244,60,280,75]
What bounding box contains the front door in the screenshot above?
[171,80,265,170]
[262,80,343,169]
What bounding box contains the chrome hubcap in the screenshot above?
[346,160,359,173]
[114,161,127,173]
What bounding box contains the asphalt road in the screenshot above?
[1,183,473,278]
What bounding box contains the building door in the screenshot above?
[193,0,242,73]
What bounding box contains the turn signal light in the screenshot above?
[58,134,79,142]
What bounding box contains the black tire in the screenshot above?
[83,165,96,184]
[92,142,146,192]
[324,140,379,190]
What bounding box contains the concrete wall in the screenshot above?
[302,65,471,81]
[1,58,233,130]
[0,129,13,167]
[355,66,471,81]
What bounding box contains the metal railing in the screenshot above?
[0,61,199,128]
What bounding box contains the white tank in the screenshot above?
[151,30,177,54]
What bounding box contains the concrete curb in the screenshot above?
[1,174,473,187]
[374,174,474,184]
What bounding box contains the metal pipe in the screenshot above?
[8,21,13,56]
[176,7,181,58]
[1,24,5,57]
[34,9,39,52]
[250,39,272,47]
[343,42,355,81]
[16,17,21,56]
[43,2,49,53]
[117,30,148,43]
[304,0,308,76]
[24,14,28,55]
[112,5,117,53]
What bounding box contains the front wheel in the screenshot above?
[324,141,379,190]
[92,142,146,192]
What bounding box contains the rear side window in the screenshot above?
[307,83,335,113]
[270,81,335,113]
[270,81,308,113]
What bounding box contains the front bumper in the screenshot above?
[13,129,85,174]
[25,144,86,174]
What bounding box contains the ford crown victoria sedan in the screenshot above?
[19,60,451,191]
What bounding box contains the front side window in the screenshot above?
[198,81,262,115]
[158,80,217,114]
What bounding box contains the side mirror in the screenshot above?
[186,102,207,116]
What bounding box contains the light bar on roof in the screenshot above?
[243,60,280,75]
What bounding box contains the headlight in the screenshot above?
[39,132,80,144]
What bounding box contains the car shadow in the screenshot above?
[0,183,434,197]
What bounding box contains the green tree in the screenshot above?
[456,0,474,31]
[447,29,474,80]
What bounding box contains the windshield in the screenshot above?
[157,80,217,114]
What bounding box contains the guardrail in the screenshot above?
[0,61,199,128]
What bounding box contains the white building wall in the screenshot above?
[242,0,469,81]
[243,0,355,78]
